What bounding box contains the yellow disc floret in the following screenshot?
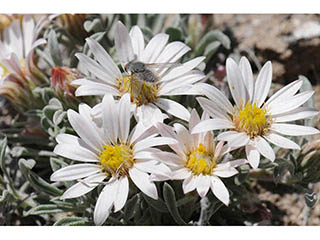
[185,144,216,176]
[99,144,134,177]
[233,102,271,138]
[117,75,159,106]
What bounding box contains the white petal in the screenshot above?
[75,53,112,82]
[155,98,190,121]
[217,131,250,148]
[172,168,192,180]
[197,97,231,120]
[192,119,234,134]
[102,94,118,144]
[264,132,300,150]
[94,180,117,225]
[114,177,129,212]
[226,58,248,108]
[75,83,118,97]
[129,26,144,58]
[239,57,254,101]
[67,109,104,152]
[245,144,260,169]
[135,103,166,127]
[266,79,303,106]
[196,175,211,198]
[253,61,272,107]
[50,164,101,181]
[115,21,135,67]
[133,137,177,153]
[182,176,197,194]
[173,123,190,153]
[213,168,238,178]
[129,167,158,199]
[157,41,190,73]
[273,107,319,123]
[270,123,320,136]
[151,151,184,167]
[210,176,230,206]
[60,173,106,199]
[142,33,168,63]
[86,38,121,79]
[118,94,132,143]
[54,144,98,162]
[129,122,157,144]
[268,91,315,115]
[255,136,275,162]
[161,57,205,82]
[193,83,234,114]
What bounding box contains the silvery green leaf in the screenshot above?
[204,41,221,62]
[48,98,63,109]
[83,32,106,54]
[273,162,289,184]
[163,182,186,225]
[305,192,317,208]
[0,137,7,173]
[50,157,68,172]
[84,18,104,33]
[18,159,62,196]
[0,190,10,203]
[11,146,27,158]
[41,116,54,132]
[24,204,63,216]
[54,217,90,226]
[48,30,62,66]
[124,194,140,220]
[53,110,67,126]
[166,27,182,42]
[196,30,230,56]
[142,194,168,213]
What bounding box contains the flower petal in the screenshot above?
[253,61,272,107]
[114,177,129,212]
[60,173,106,199]
[264,132,300,150]
[255,136,275,162]
[54,144,98,162]
[196,175,211,198]
[129,167,158,199]
[193,83,234,114]
[273,107,319,123]
[50,164,101,181]
[239,56,254,101]
[213,167,238,178]
[245,143,260,169]
[115,21,135,67]
[133,137,177,153]
[142,33,168,63]
[129,26,144,58]
[182,176,197,194]
[94,180,117,225]
[226,58,248,108]
[118,93,132,143]
[210,176,230,206]
[102,94,118,144]
[270,123,320,136]
[155,98,190,121]
[268,90,314,116]
[192,119,234,134]
[197,97,231,120]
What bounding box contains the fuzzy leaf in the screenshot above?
[305,192,317,208]
[166,27,183,42]
[0,137,7,173]
[124,194,140,220]
[204,41,221,62]
[142,194,168,213]
[163,182,186,225]
[24,204,63,216]
[196,30,230,56]
[48,30,62,66]
[54,217,90,226]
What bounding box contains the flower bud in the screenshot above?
[51,66,80,97]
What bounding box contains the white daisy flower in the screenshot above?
[50,93,175,225]
[154,109,246,205]
[192,56,320,169]
[0,15,47,84]
[73,21,205,126]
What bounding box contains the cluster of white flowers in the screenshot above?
[2,19,315,225]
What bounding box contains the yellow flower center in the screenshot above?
[0,15,12,31]
[99,144,134,177]
[185,144,216,176]
[233,102,271,138]
[117,75,159,106]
